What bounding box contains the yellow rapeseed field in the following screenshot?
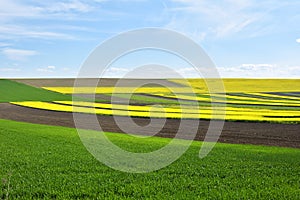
[10,79,300,123]
[170,79,300,93]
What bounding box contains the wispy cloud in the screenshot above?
[0,0,94,20]
[0,42,10,47]
[297,38,300,43]
[46,0,93,13]
[0,0,41,21]
[165,0,261,39]
[2,48,38,61]
[0,25,74,40]
[0,0,99,41]
[165,0,299,40]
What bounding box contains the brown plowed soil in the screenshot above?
[12,78,185,87]
[0,103,299,148]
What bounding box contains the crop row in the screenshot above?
[151,93,300,107]
[10,84,300,123]
[11,101,300,123]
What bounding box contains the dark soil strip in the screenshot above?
[267,92,300,97]
[228,93,293,101]
[0,103,299,148]
[12,78,185,88]
[144,94,300,108]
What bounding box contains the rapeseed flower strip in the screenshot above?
[10,101,300,122]
[11,101,205,119]
[54,101,203,114]
[154,93,300,107]
[11,101,109,115]
[55,101,300,117]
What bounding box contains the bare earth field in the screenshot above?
[1,103,299,148]
[12,78,185,87]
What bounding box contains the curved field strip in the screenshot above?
[285,92,300,97]
[108,93,184,105]
[248,92,300,101]
[155,93,300,107]
[187,93,299,104]
[55,101,202,114]
[224,93,296,101]
[10,101,202,119]
[212,93,299,105]
[10,101,300,123]
[60,100,300,118]
[55,101,300,117]
[275,92,300,97]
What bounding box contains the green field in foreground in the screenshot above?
[0,79,71,102]
[0,119,299,199]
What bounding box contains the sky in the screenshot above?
[0,0,300,78]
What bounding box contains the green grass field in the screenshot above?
[0,119,299,199]
[0,79,72,102]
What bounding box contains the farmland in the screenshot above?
[0,119,300,199]
[0,78,299,199]
[10,78,300,123]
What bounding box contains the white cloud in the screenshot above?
[103,67,130,78]
[165,64,300,78]
[296,38,300,43]
[47,65,56,70]
[37,66,57,73]
[104,65,196,78]
[218,64,300,78]
[108,67,129,72]
[2,48,38,61]
[94,64,300,78]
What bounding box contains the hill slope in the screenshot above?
[0,79,72,102]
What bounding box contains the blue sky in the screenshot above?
[0,0,300,78]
